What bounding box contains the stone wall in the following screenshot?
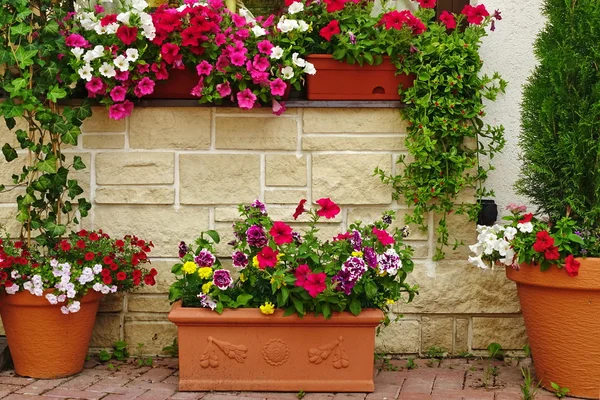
[0,106,526,357]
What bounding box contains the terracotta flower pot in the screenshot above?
[0,290,103,379]
[506,259,600,399]
[305,54,415,101]
[168,301,383,392]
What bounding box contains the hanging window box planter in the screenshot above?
[168,304,383,392]
[146,68,199,100]
[305,55,415,101]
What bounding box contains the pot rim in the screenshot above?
[168,301,384,327]
[0,289,103,307]
[506,257,600,290]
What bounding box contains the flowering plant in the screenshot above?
[468,205,587,277]
[169,199,417,318]
[0,230,157,313]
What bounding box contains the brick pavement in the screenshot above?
[0,358,579,400]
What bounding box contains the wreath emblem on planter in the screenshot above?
[262,339,290,366]
[199,336,248,368]
[308,336,349,369]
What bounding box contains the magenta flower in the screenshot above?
[231,251,248,268]
[272,99,286,116]
[257,40,274,55]
[65,33,89,48]
[237,89,257,110]
[216,55,230,72]
[230,51,247,66]
[270,78,287,97]
[108,101,134,121]
[94,4,104,13]
[194,250,216,268]
[251,70,269,85]
[196,61,213,76]
[137,64,150,74]
[208,0,224,8]
[216,82,231,97]
[215,34,227,46]
[191,79,204,97]
[263,15,275,27]
[115,70,130,82]
[253,55,270,72]
[85,77,105,95]
[136,77,155,96]
[232,14,247,27]
[110,86,127,102]
[212,269,232,290]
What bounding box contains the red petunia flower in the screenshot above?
[116,25,138,45]
[416,0,436,9]
[115,239,125,247]
[14,241,22,249]
[144,274,156,285]
[257,246,279,269]
[103,275,113,285]
[532,230,554,253]
[78,230,88,237]
[100,14,118,27]
[323,0,347,13]
[519,213,533,224]
[319,20,341,42]
[333,232,351,241]
[293,199,307,220]
[461,4,489,25]
[303,272,327,298]
[373,227,395,246]
[316,198,341,219]
[294,264,312,287]
[544,246,560,261]
[76,240,86,249]
[89,232,99,241]
[60,240,71,252]
[103,256,113,265]
[270,221,294,245]
[116,271,127,281]
[565,255,580,277]
[439,10,456,29]
[84,252,95,261]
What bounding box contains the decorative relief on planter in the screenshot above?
[308,336,349,369]
[200,336,248,368]
[262,339,290,366]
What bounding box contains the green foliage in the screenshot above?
[550,382,570,398]
[484,342,503,388]
[296,390,306,399]
[521,367,540,400]
[377,13,506,260]
[135,343,153,367]
[0,0,92,248]
[162,338,179,358]
[406,357,417,370]
[516,0,600,232]
[98,341,130,362]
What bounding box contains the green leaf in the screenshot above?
[61,126,81,146]
[73,155,86,170]
[349,298,361,316]
[568,233,585,245]
[2,144,18,162]
[235,294,253,306]
[204,230,220,244]
[292,297,304,315]
[44,221,66,237]
[4,117,16,130]
[168,285,183,301]
[10,23,31,36]
[14,47,38,67]
[365,281,377,299]
[281,286,290,304]
[171,263,183,274]
[550,382,560,391]
[322,302,332,319]
[36,156,58,173]
[47,86,67,102]
[283,306,295,317]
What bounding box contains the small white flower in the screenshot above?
[93,283,103,292]
[495,239,511,256]
[46,294,58,305]
[83,51,97,63]
[92,45,105,57]
[105,23,119,35]
[93,264,103,274]
[277,17,299,33]
[10,270,20,279]
[142,25,156,40]
[500,247,516,267]
[57,294,67,303]
[504,226,518,241]
[23,281,33,293]
[517,222,534,233]
[71,47,84,60]
[239,8,256,24]
[68,301,81,313]
[5,284,19,295]
[33,288,43,297]
[61,306,70,314]
[303,62,316,75]
[99,62,116,78]
[298,20,309,32]
[80,18,98,31]
[139,12,153,27]
[468,255,489,270]
[288,1,304,14]
[94,24,108,35]
[101,286,110,295]
[469,242,483,256]
[110,285,118,293]
[50,259,59,268]
[281,66,294,80]
[126,48,139,62]
[491,224,505,234]
[292,52,306,67]
[117,12,131,25]
[131,0,148,12]
[270,46,284,60]
[252,25,267,37]
[113,55,130,72]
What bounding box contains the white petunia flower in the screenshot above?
[50,259,59,268]
[131,0,148,12]
[277,17,299,33]
[93,283,103,292]
[469,242,483,256]
[298,20,309,32]
[500,247,516,267]
[61,306,70,314]
[33,288,43,297]
[292,52,306,67]
[46,293,58,305]
[281,66,294,80]
[126,48,139,62]
[93,264,103,274]
[288,2,304,14]
[99,62,116,78]
[68,301,81,313]
[142,25,156,40]
[495,239,511,256]
[94,24,108,35]
[113,55,130,72]
[270,46,284,60]
[303,62,316,75]
[252,25,267,37]
[239,8,256,24]
[105,23,119,35]
[117,12,131,25]
[468,255,489,270]
[93,45,105,58]
[504,226,518,241]
[5,284,19,295]
[71,47,84,60]
[517,222,533,233]
[83,51,97,63]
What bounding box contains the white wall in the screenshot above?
[478,0,545,216]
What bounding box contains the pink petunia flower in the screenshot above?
[135,77,155,96]
[65,33,89,48]
[232,14,247,27]
[85,77,105,95]
[253,54,270,72]
[272,99,286,116]
[115,70,130,82]
[257,40,274,55]
[230,51,247,66]
[269,78,287,96]
[191,79,204,97]
[237,89,257,110]
[196,60,213,76]
[216,82,231,97]
[110,86,127,102]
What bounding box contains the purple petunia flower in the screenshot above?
[246,225,268,247]
[377,249,402,276]
[194,249,216,268]
[292,231,303,244]
[251,199,268,215]
[342,256,367,281]
[232,251,249,268]
[212,269,233,290]
[178,241,188,258]
[198,293,217,310]
[350,230,362,252]
[332,270,357,295]
[364,247,378,268]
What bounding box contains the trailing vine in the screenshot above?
[376,8,506,260]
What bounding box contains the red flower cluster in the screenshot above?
[319,20,341,42]
[439,11,456,29]
[564,255,580,277]
[414,0,436,9]
[373,227,395,246]
[294,264,327,298]
[461,4,489,25]
[316,198,340,219]
[323,0,348,13]
[532,231,559,261]
[257,246,279,269]
[378,10,426,34]
[270,221,293,245]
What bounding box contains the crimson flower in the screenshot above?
[316,198,340,219]
[519,213,533,224]
[293,199,307,220]
[103,275,113,285]
[116,25,138,45]
[303,273,327,298]
[319,20,341,42]
[461,4,489,25]
[439,11,456,29]
[324,0,347,12]
[161,43,181,65]
[76,240,86,249]
[78,230,88,237]
[100,14,118,27]
[294,264,312,287]
[116,272,127,281]
[373,227,395,246]
[144,274,156,285]
[565,255,580,277]
[544,246,560,261]
[257,247,279,269]
[115,239,125,248]
[416,0,436,9]
[270,221,293,245]
[334,232,351,241]
[60,241,71,251]
[532,230,554,252]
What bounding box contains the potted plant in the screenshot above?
[168,198,417,392]
[0,0,158,378]
[469,1,600,394]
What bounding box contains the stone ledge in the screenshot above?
[58,99,406,108]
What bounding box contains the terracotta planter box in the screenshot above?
[0,290,103,378]
[146,68,199,99]
[168,302,383,392]
[305,54,414,101]
[507,259,600,399]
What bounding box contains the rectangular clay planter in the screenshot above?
[305,54,415,101]
[168,302,383,392]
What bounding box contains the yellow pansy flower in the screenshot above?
[352,251,364,258]
[260,302,275,315]
[198,267,213,279]
[252,256,259,268]
[386,299,395,305]
[202,282,213,294]
[182,261,197,274]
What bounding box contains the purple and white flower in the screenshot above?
[377,249,401,276]
[232,251,249,268]
[246,225,268,247]
[212,269,233,290]
[363,247,378,268]
[194,249,216,268]
[198,293,217,310]
[350,230,362,252]
[251,199,268,215]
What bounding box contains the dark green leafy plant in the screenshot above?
[516,0,600,233]
[377,9,506,260]
[0,0,92,248]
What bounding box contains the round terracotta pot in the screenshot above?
[506,259,600,399]
[0,290,103,379]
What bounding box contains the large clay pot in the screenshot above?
[305,54,414,101]
[507,259,600,399]
[169,301,383,392]
[0,290,103,379]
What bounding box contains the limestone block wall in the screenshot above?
[0,106,526,356]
